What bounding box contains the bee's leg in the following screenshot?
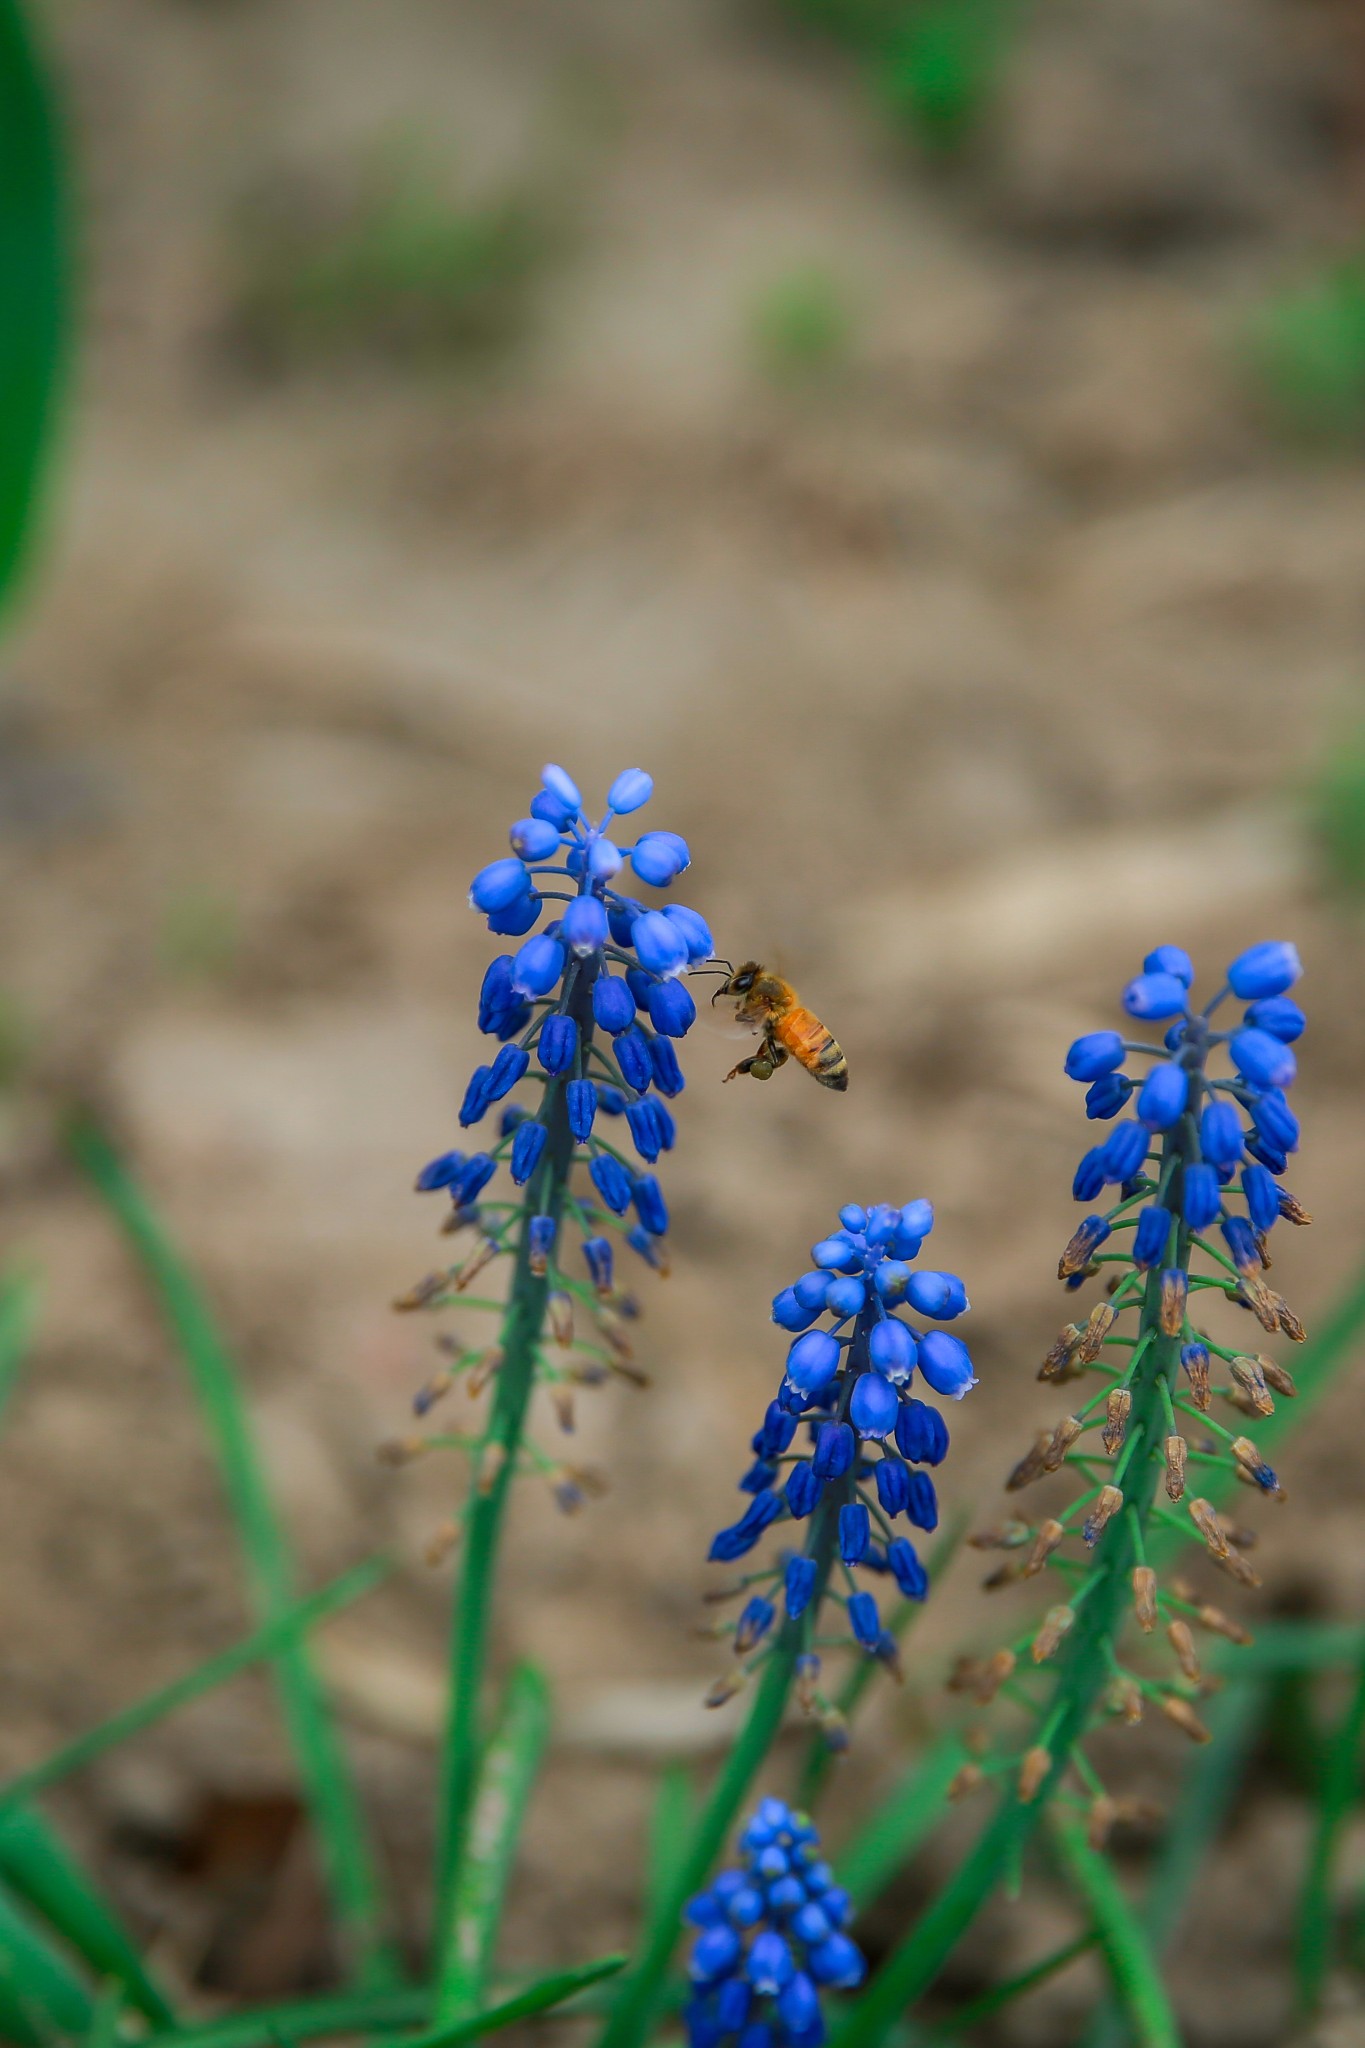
[724,1037,786,1083]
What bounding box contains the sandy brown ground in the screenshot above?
[4,0,1365,2039]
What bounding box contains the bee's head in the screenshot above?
[726,962,761,995]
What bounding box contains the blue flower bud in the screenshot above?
[470,857,533,913]
[509,817,561,861]
[1243,1162,1280,1233]
[811,1235,860,1273]
[647,978,697,1037]
[1231,1029,1296,1091]
[649,1034,686,1096]
[747,1931,794,1995]
[663,904,714,963]
[809,1934,865,1990]
[792,1903,832,1947]
[753,1402,797,1459]
[874,1456,910,1516]
[1132,1204,1171,1269]
[1100,1121,1149,1184]
[1227,940,1301,1000]
[528,1212,556,1260]
[850,1371,899,1439]
[1221,1215,1259,1272]
[1182,1165,1221,1231]
[560,895,608,957]
[730,1886,766,1927]
[634,1173,669,1236]
[839,1203,866,1231]
[1065,1031,1126,1081]
[630,830,691,887]
[777,1975,821,2039]
[633,910,690,978]
[453,1153,496,1205]
[615,1027,654,1093]
[626,1097,662,1162]
[906,1470,938,1531]
[478,1046,524,1106]
[785,1462,822,1518]
[896,1399,948,1464]
[1122,971,1188,1020]
[794,1271,831,1311]
[499,1104,529,1134]
[567,1079,597,1142]
[589,1153,633,1214]
[868,1318,916,1383]
[917,1330,976,1399]
[538,1013,579,1075]
[540,763,581,813]
[586,835,622,881]
[486,892,542,937]
[900,1197,934,1238]
[510,1119,548,1184]
[822,1275,864,1319]
[608,768,653,814]
[459,1066,495,1127]
[652,1099,677,1150]
[1143,945,1194,986]
[582,1236,613,1292]
[786,1330,841,1395]
[735,1596,776,1653]
[716,1980,752,2034]
[511,933,565,997]
[1251,1087,1299,1153]
[772,1287,819,1333]
[478,957,517,1035]
[1137,1060,1189,1132]
[1073,1147,1108,1201]
[1245,995,1305,1043]
[812,1421,854,1480]
[1082,1072,1131,1120]
[528,786,574,831]
[708,1489,782,1562]
[627,1224,666,1270]
[606,894,641,945]
[1199,1100,1244,1167]
[904,1270,969,1319]
[1181,1340,1209,1387]
[415,1148,464,1192]
[785,1555,818,1617]
[888,1537,928,1600]
[873,1260,910,1301]
[847,1591,880,1648]
[839,1502,870,1565]
[691,1925,742,1983]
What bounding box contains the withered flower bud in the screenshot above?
[1042,1415,1085,1472]
[1018,1746,1052,1801]
[1164,1435,1187,1501]
[1160,1268,1189,1338]
[1188,1496,1230,1558]
[1132,1565,1158,1632]
[1006,1433,1052,1492]
[1167,1618,1201,1684]
[423,1519,462,1568]
[1075,1303,1116,1366]
[1032,1604,1075,1663]
[948,1762,986,1803]
[1160,1694,1212,1744]
[1083,1484,1124,1547]
[1024,1518,1066,1578]
[1103,1388,1132,1456]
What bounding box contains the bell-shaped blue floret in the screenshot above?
[1199,1100,1244,1167]
[453,1153,496,1205]
[608,768,654,814]
[691,1925,742,1984]
[874,1456,911,1516]
[917,1330,976,1399]
[634,1174,669,1236]
[1231,1029,1296,1091]
[1143,944,1194,986]
[624,1097,660,1162]
[511,933,565,997]
[888,1537,928,1600]
[567,1079,597,1142]
[470,857,533,914]
[538,1013,579,1075]
[415,1148,464,1192]
[793,1271,831,1311]
[1073,1148,1108,1201]
[777,1974,821,2040]
[784,1555,818,1617]
[459,1066,494,1127]
[589,1153,633,1214]
[540,763,581,813]
[561,895,608,956]
[631,831,691,886]
[811,1235,860,1273]
[772,1287,819,1333]
[708,1490,782,1562]
[648,979,697,1037]
[633,910,690,977]
[850,1371,899,1439]
[663,903,714,962]
[906,1471,938,1531]
[1251,1088,1299,1154]
[808,1934,865,1990]
[582,1236,613,1292]
[650,1035,686,1095]
[904,1270,969,1319]
[1122,971,1188,1020]
[747,1932,794,1996]
[895,1399,948,1464]
[1085,1073,1132,1120]
[838,1503,870,1565]
[872,1260,910,1302]
[1244,995,1305,1043]
[1227,940,1301,1000]
[1181,1164,1221,1231]
[812,1422,854,1480]
[785,1462,822,1519]
[1065,1030,1125,1081]
[615,1027,653,1093]
[847,1591,880,1648]
[478,956,517,1034]
[1243,1163,1281,1233]
[486,1044,529,1102]
[1100,1121,1149,1183]
[509,816,561,861]
[1137,1060,1189,1132]
[716,1980,752,2034]
[1132,1203,1171,1269]
[786,1330,841,1395]
[486,892,542,937]
[867,1317,916,1384]
[510,1119,548,1184]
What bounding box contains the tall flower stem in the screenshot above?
[832,1142,1190,2048]
[434,954,599,1969]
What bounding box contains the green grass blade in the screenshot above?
[1296,1659,1365,2014]
[86,1981,125,2048]
[140,1986,429,2048]
[68,1117,393,1980]
[0,1881,93,2043]
[0,1807,174,2026]
[646,1765,695,1923]
[0,1269,39,1429]
[833,1733,968,1913]
[0,1559,384,1812]
[798,1513,968,1812]
[400,1955,626,2048]
[435,1662,552,2022]
[941,1930,1098,2033]
[0,0,67,617]
[1050,1818,1180,2048]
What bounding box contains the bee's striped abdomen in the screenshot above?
[778,1006,849,1091]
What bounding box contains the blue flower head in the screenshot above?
[684,1799,864,2048]
[707,1202,973,1720]
[402,765,707,1488]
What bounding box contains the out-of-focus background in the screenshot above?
[3,0,1365,2040]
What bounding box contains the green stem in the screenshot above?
[1296,1653,1365,2013]
[1050,1816,1181,2048]
[434,956,597,1952]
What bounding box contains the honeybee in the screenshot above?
[711,961,848,1091]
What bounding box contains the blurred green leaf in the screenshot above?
[752,268,853,383]
[0,1269,38,1429]
[877,0,1014,153]
[834,1732,968,1912]
[0,0,67,616]
[1304,705,1365,904]
[0,1808,174,2027]
[434,1663,552,2022]
[1051,1816,1180,2048]
[1247,258,1365,440]
[0,1881,93,2044]
[69,1116,395,1982]
[646,1764,695,1923]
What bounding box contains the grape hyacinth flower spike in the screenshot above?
[685,1800,864,2048]
[704,1199,975,1744]
[395,765,708,1940]
[966,942,1310,1826]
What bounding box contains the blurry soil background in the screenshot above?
[4,0,1365,2041]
